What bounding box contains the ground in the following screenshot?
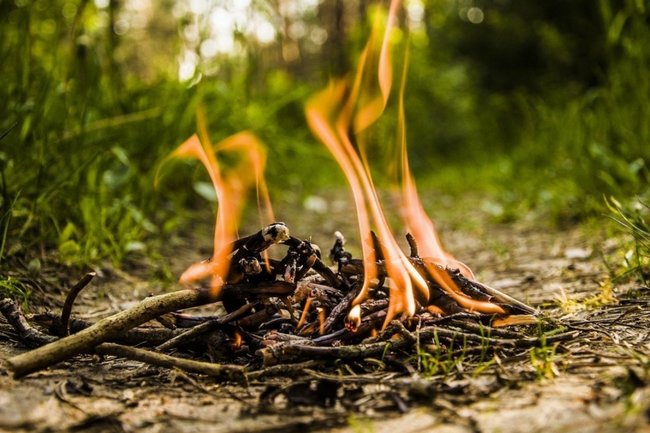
[1,193,650,433]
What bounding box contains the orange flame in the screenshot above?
[306,0,504,327]
[160,107,274,299]
[395,48,505,315]
[307,1,427,329]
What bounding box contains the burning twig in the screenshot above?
[405,233,419,258]
[156,302,255,351]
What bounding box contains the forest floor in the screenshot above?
[1,192,650,433]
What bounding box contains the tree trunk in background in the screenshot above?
[320,0,348,76]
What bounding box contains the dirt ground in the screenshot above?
[1,196,650,433]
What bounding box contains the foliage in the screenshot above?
[0,276,32,310]
[0,0,649,270]
[409,0,650,224]
[606,196,650,284]
[0,0,332,267]
[529,338,560,380]
[555,278,618,313]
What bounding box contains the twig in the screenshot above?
[33,313,184,346]
[156,302,255,351]
[259,332,413,366]
[221,281,296,296]
[415,326,578,348]
[0,298,57,347]
[370,231,385,261]
[286,236,344,288]
[405,233,419,258]
[94,342,245,382]
[4,288,214,378]
[60,272,97,336]
[246,360,324,380]
[322,286,360,333]
[231,222,289,258]
[466,278,537,315]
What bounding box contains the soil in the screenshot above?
[1,195,650,433]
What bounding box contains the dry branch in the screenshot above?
[95,342,245,382]
[33,313,184,346]
[259,339,409,366]
[4,288,212,378]
[246,359,324,380]
[0,299,57,347]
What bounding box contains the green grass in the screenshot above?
[410,330,469,378]
[0,276,32,310]
[1,1,648,274]
[606,196,650,284]
[529,339,560,381]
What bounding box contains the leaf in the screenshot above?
[58,239,80,259]
[59,222,77,244]
[193,181,218,202]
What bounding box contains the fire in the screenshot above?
[160,106,274,299]
[306,0,504,328]
[395,48,505,316]
[162,1,519,332]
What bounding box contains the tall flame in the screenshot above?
[306,0,504,328]
[160,107,274,299]
[307,1,426,329]
[396,48,505,315]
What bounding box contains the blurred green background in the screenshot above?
[0,0,648,272]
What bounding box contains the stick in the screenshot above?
[340,259,535,315]
[405,233,419,258]
[322,286,360,333]
[467,279,537,315]
[33,314,185,346]
[221,281,296,296]
[95,342,245,382]
[259,337,411,366]
[246,360,323,380]
[229,222,290,264]
[0,299,57,347]
[60,272,96,336]
[156,302,255,351]
[4,288,213,378]
[285,236,344,289]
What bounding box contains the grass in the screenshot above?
[411,330,458,377]
[0,1,648,276]
[347,415,375,433]
[529,337,560,380]
[555,278,618,313]
[0,276,32,310]
[605,196,650,285]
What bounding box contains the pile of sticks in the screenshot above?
[1,223,568,382]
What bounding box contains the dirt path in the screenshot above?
[1,209,650,433]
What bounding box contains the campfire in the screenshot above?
[168,0,536,333]
[1,0,566,382]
